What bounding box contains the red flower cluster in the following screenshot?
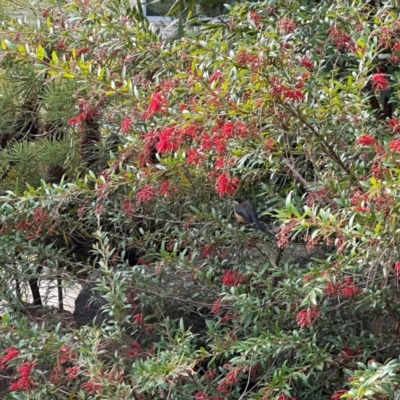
[371,73,389,91]
[215,172,239,197]
[278,18,297,34]
[211,298,223,314]
[355,134,375,146]
[216,366,241,396]
[389,118,400,133]
[249,10,262,27]
[284,89,305,101]
[277,395,296,400]
[122,197,135,216]
[128,341,141,357]
[68,99,101,125]
[156,126,179,153]
[10,361,35,392]
[236,49,262,69]
[159,179,175,197]
[201,243,216,259]
[132,313,144,325]
[328,26,355,52]
[296,308,319,328]
[66,366,80,381]
[331,389,347,400]
[0,347,19,369]
[305,187,329,207]
[209,70,223,84]
[389,139,400,152]
[81,380,103,394]
[394,261,400,277]
[143,91,168,119]
[324,278,362,298]
[136,184,154,203]
[300,57,313,70]
[221,269,246,286]
[195,392,208,400]
[269,76,305,102]
[58,345,75,363]
[276,220,297,249]
[186,149,206,165]
[121,117,132,134]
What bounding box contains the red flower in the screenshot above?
[144,91,167,118]
[389,139,400,152]
[68,114,85,125]
[371,73,389,91]
[181,124,198,139]
[10,361,35,392]
[195,392,209,400]
[81,381,103,394]
[58,346,74,363]
[66,366,80,381]
[186,149,206,165]
[121,117,132,134]
[324,281,340,297]
[76,46,89,56]
[283,88,305,102]
[136,184,154,203]
[395,261,400,277]
[204,368,217,380]
[156,127,178,153]
[269,75,285,97]
[328,27,355,52]
[296,309,319,328]
[215,173,239,197]
[331,389,347,400]
[209,70,223,83]
[340,279,361,298]
[353,205,369,212]
[200,133,213,150]
[265,138,274,149]
[122,197,135,216]
[389,118,400,133]
[249,10,262,27]
[128,341,141,357]
[0,347,19,369]
[201,244,215,259]
[392,42,400,52]
[211,298,223,314]
[158,179,176,197]
[214,157,226,169]
[212,135,227,154]
[278,18,296,34]
[300,57,313,70]
[68,100,101,125]
[221,269,246,286]
[221,122,235,138]
[133,313,144,324]
[355,134,375,146]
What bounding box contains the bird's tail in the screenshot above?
[254,218,266,232]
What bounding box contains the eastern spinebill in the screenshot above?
[234,197,266,232]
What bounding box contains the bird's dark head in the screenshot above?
[234,197,246,204]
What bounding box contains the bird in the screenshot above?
[234,197,266,232]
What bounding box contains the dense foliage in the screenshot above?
[1,0,400,398]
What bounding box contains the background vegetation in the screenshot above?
[0,0,400,399]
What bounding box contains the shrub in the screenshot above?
[1,0,400,399]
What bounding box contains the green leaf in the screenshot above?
[36,43,46,60]
[51,50,59,63]
[62,72,75,78]
[4,39,15,50]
